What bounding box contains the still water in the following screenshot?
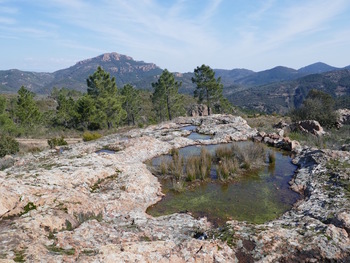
[147,142,299,225]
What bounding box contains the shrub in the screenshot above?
[83,131,102,142]
[47,136,68,149]
[0,135,19,157]
[289,89,338,128]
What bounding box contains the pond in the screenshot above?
[146,142,300,226]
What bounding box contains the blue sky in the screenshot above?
[1,0,350,73]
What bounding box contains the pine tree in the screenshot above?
[55,93,77,128]
[75,95,96,129]
[120,84,141,126]
[152,69,183,121]
[15,86,42,127]
[192,65,223,115]
[0,95,16,135]
[86,67,126,129]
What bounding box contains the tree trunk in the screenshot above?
[206,88,211,115]
[166,96,172,120]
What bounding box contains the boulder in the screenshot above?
[273,121,289,129]
[341,144,350,152]
[187,104,208,117]
[289,120,325,136]
[336,108,350,127]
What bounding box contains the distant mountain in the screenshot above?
[0,69,54,94]
[214,68,255,86]
[0,52,163,94]
[226,69,350,114]
[235,66,301,86]
[298,62,339,74]
[0,53,349,115]
[51,53,163,92]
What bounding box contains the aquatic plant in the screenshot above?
[156,142,267,189]
[199,148,212,179]
[186,156,199,181]
[217,157,237,181]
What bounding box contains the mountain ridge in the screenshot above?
[1,52,349,115]
[1,52,348,94]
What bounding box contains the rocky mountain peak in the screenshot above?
[101,52,133,62]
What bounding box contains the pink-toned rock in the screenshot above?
[290,120,325,136]
[0,185,19,217]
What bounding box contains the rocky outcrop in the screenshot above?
[187,104,209,117]
[337,108,350,127]
[290,120,326,136]
[0,114,348,262]
[221,148,350,262]
[253,131,301,152]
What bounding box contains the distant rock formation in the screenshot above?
[187,104,208,117]
[289,120,325,137]
[336,108,350,127]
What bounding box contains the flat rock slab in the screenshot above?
[0,114,349,262]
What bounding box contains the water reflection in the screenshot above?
[147,142,299,225]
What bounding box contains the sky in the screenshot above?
[1,0,350,73]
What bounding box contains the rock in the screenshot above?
[0,185,19,217]
[0,115,349,262]
[194,114,258,142]
[273,121,289,129]
[341,144,350,152]
[187,104,208,117]
[336,108,350,127]
[290,120,326,136]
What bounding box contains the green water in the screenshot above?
[147,142,299,225]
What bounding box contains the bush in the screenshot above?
[290,89,338,128]
[47,136,68,149]
[0,135,19,157]
[82,131,102,142]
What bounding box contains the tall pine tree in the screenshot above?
[120,84,141,126]
[87,67,126,129]
[15,86,42,127]
[152,69,183,121]
[191,65,223,115]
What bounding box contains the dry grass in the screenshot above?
[245,115,291,133]
[156,142,267,187]
[186,156,199,181]
[217,157,238,181]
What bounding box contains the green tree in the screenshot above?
[54,93,77,128]
[152,69,183,121]
[87,67,126,129]
[191,64,223,115]
[120,84,141,126]
[75,95,96,130]
[0,95,16,135]
[15,86,42,127]
[290,89,338,128]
